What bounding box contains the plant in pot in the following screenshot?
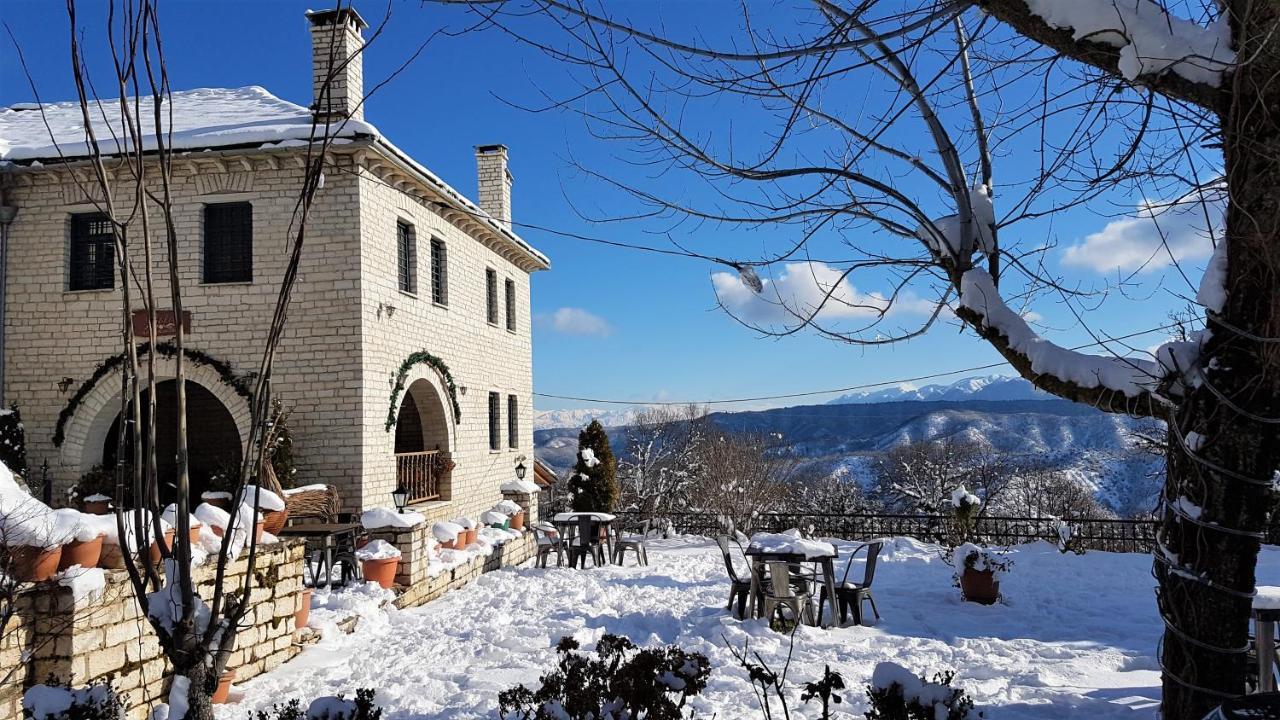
[296,586,313,631]
[55,508,105,571]
[493,499,524,530]
[72,464,130,515]
[481,510,510,530]
[202,458,240,511]
[951,542,1012,605]
[356,539,401,589]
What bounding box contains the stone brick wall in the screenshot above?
[0,540,306,719]
[390,533,535,611]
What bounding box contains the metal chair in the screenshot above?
[762,561,815,628]
[819,542,883,626]
[612,519,650,566]
[566,516,605,568]
[715,535,754,618]
[532,522,564,568]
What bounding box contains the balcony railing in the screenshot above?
[396,450,446,503]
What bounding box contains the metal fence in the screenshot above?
[613,510,1159,554]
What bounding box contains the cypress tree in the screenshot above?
[569,419,618,512]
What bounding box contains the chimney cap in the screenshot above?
[475,144,509,155]
[306,7,368,30]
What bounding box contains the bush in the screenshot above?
[568,420,618,512]
[22,681,125,720]
[0,402,28,481]
[499,635,710,719]
[252,689,382,720]
[864,663,980,720]
[71,464,133,508]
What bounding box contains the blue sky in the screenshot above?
[0,1,1210,413]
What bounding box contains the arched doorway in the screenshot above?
[103,379,242,502]
[394,378,452,503]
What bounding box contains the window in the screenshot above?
[69,213,116,291]
[397,221,417,294]
[488,392,501,451]
[203,202,253,284]
[485,268,498,324]
[507,394,519,449]
[430,237,448,305]
[505,278,516,332]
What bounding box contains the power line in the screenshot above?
[534,321,1186,407]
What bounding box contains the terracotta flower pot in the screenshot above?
[263,508,289,536]
[295,587,313,630]
[211,525,224,539]
[254,520,266,544]
[188,524,203,545]
[510,511,525,531]
[959,568,1000,605]
[98,543,124,569]
[204,496,232,512]
[437,538,458,550]
[212,669,235,704]
[463,528,477,546]
[149,529,176,566]
[82,499,112,515]
[11,545,62,582]
[59,534,105,571]
[361,557,398,589]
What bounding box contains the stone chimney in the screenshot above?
[475,145,513,231]
[307,8,367,122]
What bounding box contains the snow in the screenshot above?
[1023,0,1234,87]
[579,448,600,468]
[480,510,508,526]
[501,479,540,494]
[361,508,425,530]
[747,529,837,559]
[432,522,463,543]
[871,661,965,713]
[0,462,76,548]
[202,491,234,501]
[82,493,111,503]
[167,676,190,720]
[950,485,980,509]
[354,539,401,562]
[307,696,357,719]
[455,516,476,530]
[283,484,330,496]
[238,485,286,512]
[552,511,616,522]
[220,536,1280,719]
[23,684,114,719]
[1255,586,1280,610]
[959,268,1161,397]
[493,500,523,515]
[147,559,212,635]
[1197,241,1228,313]
[56,566,106,602]
[917,185,997,258]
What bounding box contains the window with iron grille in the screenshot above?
[507,394,519,448]
[488,391,501,451]
[202,202,253,284]
[505,278,516,332]
[69,213,116,291]
[397,221,417,294]
[485,268,498,324]
[430,237,448,305]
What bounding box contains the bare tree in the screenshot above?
[693,433,795,533]
[435,1,1280,712]
[870,438,1009,515]
[617,404,709,515]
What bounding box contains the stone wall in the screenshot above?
[390,533,535,611]
[0,540,306,719]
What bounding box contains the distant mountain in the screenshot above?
[534,407,637,431]
[827,374,1048,404]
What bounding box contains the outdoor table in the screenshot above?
[1255,587,1280,692]
[551,512,616,566]
[279,521,362,587]
[744,536,839,629]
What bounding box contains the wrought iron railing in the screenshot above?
[396,450,445,502]
[613,510,1159,554]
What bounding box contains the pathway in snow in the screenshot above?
[217,537,1280,719]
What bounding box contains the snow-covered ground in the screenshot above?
[218,537,1280,719]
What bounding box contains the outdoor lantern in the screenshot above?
[392,484,409,513]
[515,461,527,480]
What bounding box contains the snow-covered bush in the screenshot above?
[498,634,710,720]
[0,403,28,483]
[950,543,1013,578]
[249,689,382,720]
[22,681,124,720]
[864,663,980,720]
[71,464,131,509]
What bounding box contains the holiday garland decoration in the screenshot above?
[386,350,462,431]
[53,342,252,448]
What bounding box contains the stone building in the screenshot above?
[0,7,550,522]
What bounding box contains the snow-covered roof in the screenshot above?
[0,86,549,268]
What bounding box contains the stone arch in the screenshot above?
[61,360,251,476]
[391,364,456,453]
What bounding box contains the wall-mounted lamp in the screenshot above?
[57,377,76,393]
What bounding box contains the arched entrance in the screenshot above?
[103,380,242,502]
[394,378,452,503]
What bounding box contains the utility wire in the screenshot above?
[534,320,1187,407]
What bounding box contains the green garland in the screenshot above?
[53,342,251,448]
[386,350,462,431]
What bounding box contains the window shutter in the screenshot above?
[203,202,253,284]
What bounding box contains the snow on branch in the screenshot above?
[958,268,1171,410]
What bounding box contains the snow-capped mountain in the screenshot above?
[827,374,1047,404]
[534,407,637,431]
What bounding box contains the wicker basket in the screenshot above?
[262,508,290,535]
[284,484,341,524]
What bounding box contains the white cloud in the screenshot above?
[1062,190,1222,274]
[711,261,939,326]
[538,307,613,337]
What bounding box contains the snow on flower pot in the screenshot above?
[11,545,62,582]
[432,521,464,550]
[202,491,233,512]
[212,669,235,704]
[82,494,112,515]
[58,533,105,571]
[357,539,402,589]
[510,510,525,531]
[959,568,999,605]
[481,510,509,529]
[952,543,1010,605]
[295,586,313,630]
[148,528,176,566]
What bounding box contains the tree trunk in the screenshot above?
[1156,2,1280,717]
